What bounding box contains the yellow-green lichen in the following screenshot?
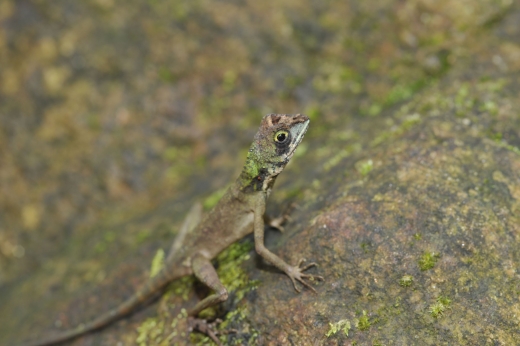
[326,319,351,337]
[150,248,165,278]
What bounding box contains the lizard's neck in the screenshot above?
[237,154,278,194]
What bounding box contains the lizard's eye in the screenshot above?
[274,130,290,144]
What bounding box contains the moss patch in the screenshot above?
[399,275,414,287]
[418,252,439,271]
[326,319,351,337]
[429,296,452,318]
[192,240,259,345]
[136,318,165,346]
[356,310,371,331]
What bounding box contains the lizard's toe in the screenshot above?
[188,317,232,346]
[287,258,323,293]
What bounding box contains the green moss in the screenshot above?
[323,143,361,171]
[158,66,176,83]
[371,113,422,147]
[437,296,452,306]
[169,276,194,301]
[355,159,373,177]
[94,231,116,253]
[192,240,259,345]
[194,306,259,345]
[479,100,498,115]
[325,319,351,337]
[135,280,192,345]
[384,81,426,106]
[136,318,165,346]
[163,147,186,162]
[494,140,520,156]
[399,275,413,287]
[418,252,439,271]
[367,103,382,116]
[360,242,371,253]
[429,296,452,318]
[136,228,152,243]
[222,70,237,92]
[399,113,421,131]
[413,233,422,240]
[356,310,371,331]
[215,241,258,302]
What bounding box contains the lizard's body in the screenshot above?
[19,114,320,346]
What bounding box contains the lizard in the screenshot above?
[18,113,322,346]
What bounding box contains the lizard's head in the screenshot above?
[256,113,310,166]
[241,114,309,192]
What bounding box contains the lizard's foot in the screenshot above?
[286,258,324,293]
[266,203,298,232]
[187,317,237,346]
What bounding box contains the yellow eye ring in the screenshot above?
[274,130,289,143]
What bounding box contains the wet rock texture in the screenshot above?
[1,0,519,345]
[248,79,520,345]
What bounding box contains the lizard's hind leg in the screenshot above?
[188,253,228,316]
[187,252,230,345]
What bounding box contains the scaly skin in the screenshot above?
[18,114,322,346]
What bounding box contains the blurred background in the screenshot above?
[0,0,517,344]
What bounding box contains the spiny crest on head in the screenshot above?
[239,114,310,192]
[260,113,309,129]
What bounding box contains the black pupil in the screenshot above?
[277,133,287,142]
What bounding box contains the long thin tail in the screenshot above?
[18,267,178,346]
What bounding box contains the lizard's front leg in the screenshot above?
[187,252,229,345]
[253,196,323,292]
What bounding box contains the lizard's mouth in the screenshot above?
[288,119,310,156]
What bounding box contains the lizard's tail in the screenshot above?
[18,266,180,346]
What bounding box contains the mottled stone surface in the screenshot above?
[0,0,519,345]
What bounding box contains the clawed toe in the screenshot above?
[188,317,235,346]
[300,262,317,271]
[288,258,323,293]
